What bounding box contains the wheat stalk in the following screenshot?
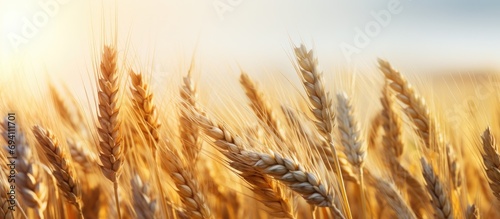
[32,125,83,219]
[240,72,286,141]
[480,127,500,201]
[421,158,453,219]
[293,44,351,218]
[96,45,124,219]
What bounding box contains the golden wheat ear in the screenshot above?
[366,172,417,219]
[293,44,351,218]
[32,125,84,219]
[465,204,479,219]
[378,59,432,148]
[281,105,359,184]
[95,45,124,219]
[239,71,286,141]
[1,119,47,218]
[129,70,160,158]
[420,158,454,219]
[193,112,344,218]
[179,71,203,162]
[161,148,212,219]
[480,127,500,201]
[131,174,157,219]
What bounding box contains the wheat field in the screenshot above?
[0,42,499,219]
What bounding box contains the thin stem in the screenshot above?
[359,167,366,219]
[311,205,317,219]
[154,157,167,219]
[328,141,352,219]
[114,182,122,219]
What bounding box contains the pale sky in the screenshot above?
[1,0,499,84]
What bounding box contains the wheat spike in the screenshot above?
[281,105,359,184]
[379,83,428,216]
[421,158,453,219]
[230,161,294,218]
[294,44,350,218]
[129,69,160,158]
[131,174,157,219]
[1,120,47,218]
[240,72,286,141]
[336,92,366,168]
[96,45,124,219]
[193,112,342,218]
[67,139,96,174]
[378,59,431,147]
[179,70,203,162]
[162,149,211,219]
[480,127,500,201]
[446,144,461,189]
[32,125,83,219]
[96,45,124,182]
[367,172,417,219]
[49,84,86,134]
[465,204,479,219]
[380,82,404,157]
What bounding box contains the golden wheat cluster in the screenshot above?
[0,43,499,219]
